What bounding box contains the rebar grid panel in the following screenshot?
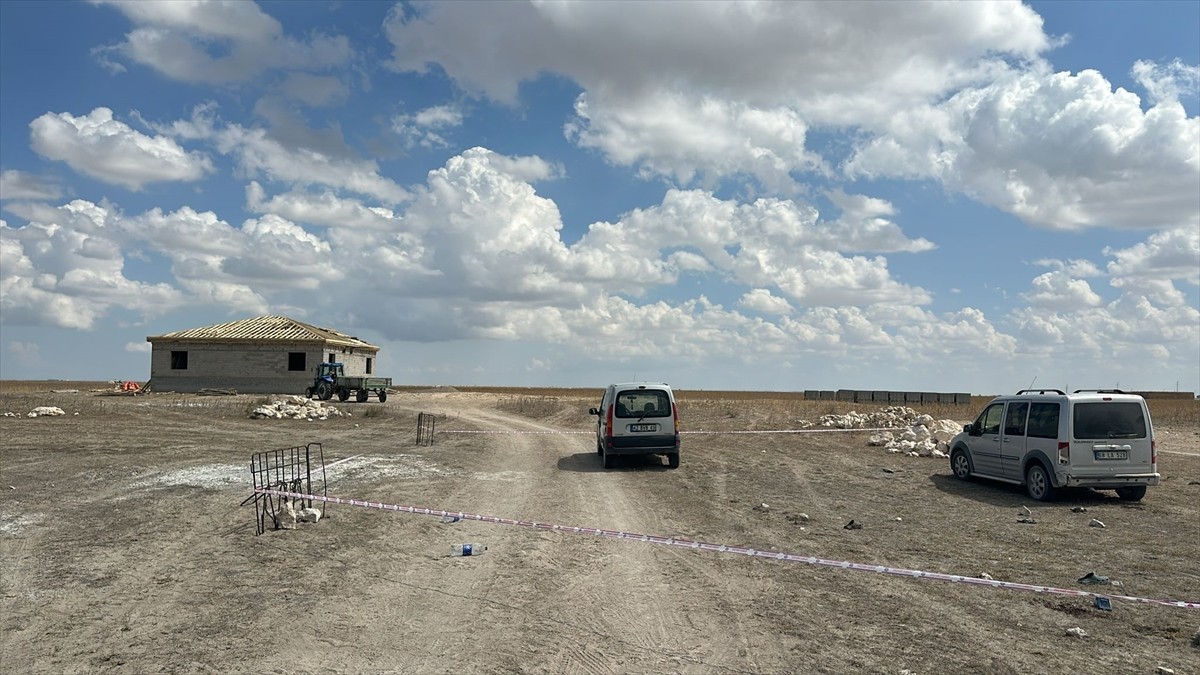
[244,443,327,535]
[416,412,436,446]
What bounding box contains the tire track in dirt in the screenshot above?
[387,403,751,673]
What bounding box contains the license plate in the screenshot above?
[1095,451,1128,460]
[629,424,658,432]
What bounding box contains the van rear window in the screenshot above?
[1073,402,1147,440]
[616,390,671,418]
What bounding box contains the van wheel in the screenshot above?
[950,449,972,480]
[596,439,603,456]
[667,453,680,469]
[602,448,616,469]
[1115,486,1146,501]
[1025,463,1056,502]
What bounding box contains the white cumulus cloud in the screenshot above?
[95,0,351,84]
[29,108,213,190]
[846,68,1200,231]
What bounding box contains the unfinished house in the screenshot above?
[146,315,381,394]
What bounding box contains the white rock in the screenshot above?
[297,507,322,524]
[980,572,993,580]
[1089,519,1106,528]
[28,406,66,418]
[915,440,937,457]
[931,449,948,459]
[1156,667,1174,675]
[275,501,298,530]
[1065,627,1087,639]
[867,432,894,446]
[914,414,934,427]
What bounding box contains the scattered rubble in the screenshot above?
[97,380,148,396]
[815,406,921,429]
[27,407,66,418]
[1089,519,1106,528]
[251,396,347,420]
[1065,627,1087,639]
[843,519,863,530]
[854,408,962,457]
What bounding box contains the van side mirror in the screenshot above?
[588,408,599,415]
[964,423,978,436]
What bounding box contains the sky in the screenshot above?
[0,0,1197,395]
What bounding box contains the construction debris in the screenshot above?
[251,396,347,421]
[27,407,66,418]
[97,380,150,396]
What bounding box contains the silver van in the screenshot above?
[588,382,680,469]
[949,389,1158,501]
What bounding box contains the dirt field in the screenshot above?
[2,384,1198,674]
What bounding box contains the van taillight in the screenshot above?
[672,402,679,435]
[606,405,614,440]
[1151,440,1156,466]
[1058,441,1070,464]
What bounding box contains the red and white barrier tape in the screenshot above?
[257,488,1198,610]
[435,427,897,435]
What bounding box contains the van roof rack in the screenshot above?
[1072,388,1128,394]
[1015,389,1066,395]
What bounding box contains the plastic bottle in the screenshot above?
[451,543,487,557]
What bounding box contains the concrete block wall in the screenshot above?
[801,390,975,405]
[148,342,382,394]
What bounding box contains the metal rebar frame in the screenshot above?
[416,412,436,446]
[243,443,327,535]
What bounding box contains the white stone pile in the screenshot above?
[27,407,67,418]
[250,396,347,421]
[867,414,963,458]
[811,405,921,429]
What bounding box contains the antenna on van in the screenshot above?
[1027,375,1037,391]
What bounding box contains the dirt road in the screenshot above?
[1,389,1198,674]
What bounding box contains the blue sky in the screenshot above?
[1,0,1197,395]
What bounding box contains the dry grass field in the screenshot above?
[1,381,1198,674]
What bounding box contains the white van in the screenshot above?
[588,382,680,469]
[949,389,1159,501]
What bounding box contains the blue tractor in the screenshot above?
[306,362,391,402]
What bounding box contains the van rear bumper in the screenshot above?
[1063,473,1160,488]
[606,435,680,455]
